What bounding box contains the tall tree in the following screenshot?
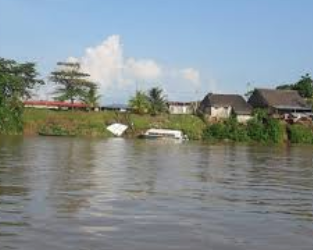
[276,73,313,98]
[0,57,43,133]
[148,87,167,115]
[0,58,44,100]
[50,62,96,104]
[128,90,150,115]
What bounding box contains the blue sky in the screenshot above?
[1,0,313,104]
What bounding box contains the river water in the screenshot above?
[0,136,312,250]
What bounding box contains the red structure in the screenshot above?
[23,100,89,109]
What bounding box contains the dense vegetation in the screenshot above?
[203,110,285,144]
[287,124,313,144]
[0,58,43,134]
[128,87,168,115]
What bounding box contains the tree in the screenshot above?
[128,90,150,115]
[49,62,96,104]
[148,87,168,115]
[276,74,313,98]
[293,73,313,98]
[276,84,293,90]
[0,57,43,133]
[80,85,101,110]
[0,58,44,100]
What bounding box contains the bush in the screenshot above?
[246,117,268,142]
[203,116,249,142]
[288,124,313,144]
[203,122,227,140]
[247,110,284,143]
[266,119,284,143]
[0,101,24,135]
[203,113,284,144]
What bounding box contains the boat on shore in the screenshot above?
[106,123,128,137]
[139,129,188,141]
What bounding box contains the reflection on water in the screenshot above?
[0,136,312,250]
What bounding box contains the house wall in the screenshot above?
[169,105,193,114]
[210,106,232,119]
[237,114,252,123]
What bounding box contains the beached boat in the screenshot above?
[139,129,188,140]
[106,123,128,137]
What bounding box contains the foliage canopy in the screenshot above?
[50,62,97,104]
[0,57,43,133]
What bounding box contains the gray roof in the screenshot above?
[102,104,130,109]
[200,93,252,115]
[252,89,311,110]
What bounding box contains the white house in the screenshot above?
[168,102,194,115]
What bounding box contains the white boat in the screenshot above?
[106,123,128,137]
[139,128,188,140]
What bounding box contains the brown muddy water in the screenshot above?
[0,136,312,250]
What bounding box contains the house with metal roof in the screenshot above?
[199,93,252,123]
[248,89,312,115]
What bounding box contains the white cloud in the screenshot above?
[180,68,200,86]
[79,35,125,88]
[66,35,205,103]
[125,58,162,80]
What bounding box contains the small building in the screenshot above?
[199,93,252,123]
[167,101,193,115]
[248,89,312,115]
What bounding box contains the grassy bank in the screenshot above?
[23,109,206,139]
[20,109,313,145]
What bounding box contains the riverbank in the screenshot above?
[23,109,206,139]
[19,109,313,145]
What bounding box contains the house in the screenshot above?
[199,93,252,123]
[167,101,194,114]
[248,89,312,115]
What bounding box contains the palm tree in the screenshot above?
[128,90,150,115]
[148,87,167,115]
[80,85,101,110]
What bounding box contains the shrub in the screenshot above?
[0,101,24,135]
[266,118,284,143]
[203,116,249,142]
[203,122,227,140]
[246,117,268,142]
[288,124,313,144]
[203,113,284,144]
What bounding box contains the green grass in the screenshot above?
[23,109,206,139]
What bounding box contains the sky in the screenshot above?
[1,0,313,104]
